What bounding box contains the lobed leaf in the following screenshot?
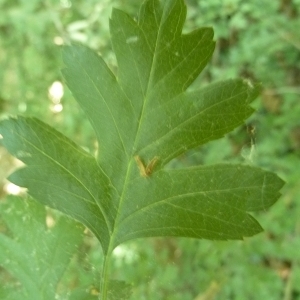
[0,0,284,257]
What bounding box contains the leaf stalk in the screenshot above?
[99,253,111,300]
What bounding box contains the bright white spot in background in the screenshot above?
[60,0,71,8]
[50,103,63,113]
[4,182,27,195]
[49,81,64,103]
[46,215,56,228]
[67,20,88,32]
[18,102,27,113]
[53,36,64,45]
[126,36,138,44]
[0,134,3,139]
[49,81,64,113]
[113,244,138,266]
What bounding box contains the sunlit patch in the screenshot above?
[48,81,64,113]
[60,0,71,8]
[18,102,27,113]
[113,244,138,265]
[46,215,56,228]
[4,182,27,196]
[50,103,63,113]
[49,81,64,103]
[53,36,64,45]
[0,134,3,139]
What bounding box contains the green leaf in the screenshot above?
[107,280,133,300]
[0,1,285,298]
[0,196,83,300]
[0,0,283,261]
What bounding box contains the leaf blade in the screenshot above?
[0,0,284,257]
[62,45,136,179]
[0,117,112,252]
[114,164,284,245]
[137,79,260,165]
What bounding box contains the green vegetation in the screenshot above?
[0,0,299,299]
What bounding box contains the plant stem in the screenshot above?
[99,253,111,300]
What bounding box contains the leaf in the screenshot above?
[0,0,284,259]
[0,196,84,300]
[107,280,133,300]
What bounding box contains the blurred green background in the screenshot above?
[0,0,300,299]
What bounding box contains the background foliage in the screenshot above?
[0,0,299,299]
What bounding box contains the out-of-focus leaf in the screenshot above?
[0,196,83,300]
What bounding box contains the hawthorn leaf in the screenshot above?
[0,0,284,258]
[0,196,83,300]
[107,280,133,300]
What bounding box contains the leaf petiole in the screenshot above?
[99,253,111,300]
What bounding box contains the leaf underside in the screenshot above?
[0,0,284,255]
